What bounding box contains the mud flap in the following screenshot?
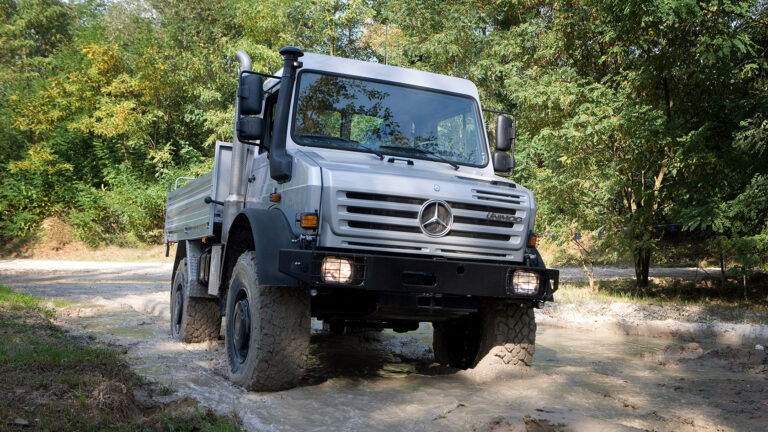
[173,240,215,298]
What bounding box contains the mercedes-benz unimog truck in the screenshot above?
[164,46,559,391]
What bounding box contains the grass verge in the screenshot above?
[0,285,241,431]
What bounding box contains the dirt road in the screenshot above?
[1,260,766,432]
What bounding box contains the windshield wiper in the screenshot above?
[358,144,384,160]
[379,145,459,170]
[296,134,384,160]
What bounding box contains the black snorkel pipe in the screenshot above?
[269,46,304,183]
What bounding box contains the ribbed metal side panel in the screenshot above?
[165,172,215,242]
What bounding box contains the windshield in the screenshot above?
[292,72,487,166]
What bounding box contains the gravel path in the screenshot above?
[1,260,765,432]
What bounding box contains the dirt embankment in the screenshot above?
[0,284,240,431]
[1,260,767,432]
[539,300,768,345]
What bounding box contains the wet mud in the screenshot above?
[1,260,766,432]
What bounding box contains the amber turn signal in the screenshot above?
[527,234,538,248]
[269,193,281,203]
[300,213,318,229]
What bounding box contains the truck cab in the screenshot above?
[165,47,558,391]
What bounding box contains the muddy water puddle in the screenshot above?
[64,305,766,432]
[3,263,767,431]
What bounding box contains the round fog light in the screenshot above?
[321,256,354,284]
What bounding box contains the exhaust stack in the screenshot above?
[222,50,252,243]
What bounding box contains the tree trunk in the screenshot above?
[634,248,651,288]
[719,253,727,287]
[744,275,748,300]
[581,262,595,292]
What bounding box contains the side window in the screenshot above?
[437,110,480,160]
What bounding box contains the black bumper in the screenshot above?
[279,249,559,302]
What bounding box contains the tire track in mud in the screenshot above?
[1,260,766,432]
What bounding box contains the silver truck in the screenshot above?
[164,46,559,391]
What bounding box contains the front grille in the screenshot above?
[335,188,528,259]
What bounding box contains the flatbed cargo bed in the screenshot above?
[164,142,232,243]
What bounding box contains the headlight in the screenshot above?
[321,256,354,284]
[511,270,539,295]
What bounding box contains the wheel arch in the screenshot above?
[219,209,300,309]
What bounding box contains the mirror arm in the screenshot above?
[240,70,282,80]
[482,108,515,117]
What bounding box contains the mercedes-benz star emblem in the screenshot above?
[418,200,453,237]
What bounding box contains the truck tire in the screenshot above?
[225,251,310,391]
[170,258,221,343]
[432,314,481,369]
[433,302,536,369]
[474,301,536,367]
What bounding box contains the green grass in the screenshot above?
[0,285,54,317]
[50,299,72,308]
[0,284,241,431]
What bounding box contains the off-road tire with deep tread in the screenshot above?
[170,258,221,343]
[474,301,536,367]
[225,251,310,391]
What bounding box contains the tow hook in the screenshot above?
[291,234,317,249]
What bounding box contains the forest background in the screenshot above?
[1,0,767,287]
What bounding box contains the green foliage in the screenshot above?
[0,0,766,286]
[384,0,768,285]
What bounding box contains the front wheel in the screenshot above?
[225,251,310,391]
[475,301,536,367]
[170,258,221,343]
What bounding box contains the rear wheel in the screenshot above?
[225,251,310,391]
[433,315,481,368]
[170,258,221,343]
[432,301,536,368]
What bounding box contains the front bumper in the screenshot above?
[279,249,559,302]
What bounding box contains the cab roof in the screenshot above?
[272,52,481,100]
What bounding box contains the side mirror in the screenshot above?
[237,117,265,142]
[492,151,513,173]
[238,74,264,116]
[496,115,515,152]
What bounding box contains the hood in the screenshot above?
[300,149,533,263]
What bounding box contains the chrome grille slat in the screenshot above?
[474,195,523,205]
[451,222,521,235]
[451,208,519,218]
[340,213,419,227]
[472,188,525,199]
[338,197,422,212]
